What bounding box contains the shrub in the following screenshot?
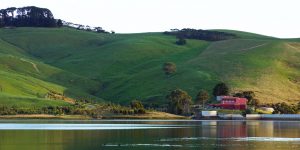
[272,102,298,114]
[175,37,186,45]
[163,62,177,75]
[130,100,144,109]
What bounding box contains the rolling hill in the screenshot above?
[0,27,299,107]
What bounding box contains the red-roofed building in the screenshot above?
[211,96,248,110]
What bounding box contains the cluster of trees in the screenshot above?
[63,20,111,34]
[164,28,237,45]
[0,6,112,33]
[110,100,146,115]
[0,105,79,116]
[130,100,146,114]
[0,100,147,118]
[167,89,193,115]
[0,6,60,27]
[165,83,227,115]
[0,104,104,118]
[271,102,299,114]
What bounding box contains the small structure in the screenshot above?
[218,114,245,120]
[259,107,274,113]
[246,114,262,120]
[211,96,247,110]
[202,111,217,117]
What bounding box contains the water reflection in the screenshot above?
[0,120,299,150]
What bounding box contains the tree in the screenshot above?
[272,102,298,114]
[130,100,146,114]
[167,89,192,115]
[213,82,229,97]
[164,28,236,41]
[94,27,105,33]
[0,6,57,27]
[77,24,84,30]
[56,19,63,27]
[0,19,4,27]
[243,91,255,103]
[248,99,260,110]
[163,62,176,75]
[176,36,186,45]
[130,100,144,109]
[196,90,209,108]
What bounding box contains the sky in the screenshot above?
[1,0,300,38]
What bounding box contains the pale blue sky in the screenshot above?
[1,0,300,38]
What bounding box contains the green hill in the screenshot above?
[0,27,299,107]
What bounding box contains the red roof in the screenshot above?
[211,96,248,110]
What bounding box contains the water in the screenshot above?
[0,120,299,150]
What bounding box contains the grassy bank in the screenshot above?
[0,114,91,119]
[102,111,188,120]
[0,112,188,120]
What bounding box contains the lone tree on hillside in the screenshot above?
[163,62,177,75]
[212,82,229,97]
[167,89,192,115]
[176,36,186,45]
[56,19,63,27]
[196,90,209,108]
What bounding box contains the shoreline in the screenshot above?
[1,114,300,121]
[0,112,189,120]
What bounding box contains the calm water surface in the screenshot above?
[0,120,299,150]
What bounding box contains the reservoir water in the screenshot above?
[0,120,299,150]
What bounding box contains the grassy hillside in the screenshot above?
[0,27,299,107]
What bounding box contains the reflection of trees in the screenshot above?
[0,130,64,150]
[247,121,274,137]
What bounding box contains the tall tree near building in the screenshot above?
[196,90,209,108]
[213,82,229,96]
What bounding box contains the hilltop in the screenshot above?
[0,27,299,108]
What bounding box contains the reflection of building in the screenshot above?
[211,96,247,110]
[201,121,248,138]
[217,121,247,138]
[201,121,217,137]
